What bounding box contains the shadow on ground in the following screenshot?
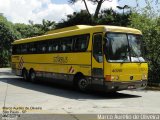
[0,69,141,100]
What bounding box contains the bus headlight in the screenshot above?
[142,74,147,80]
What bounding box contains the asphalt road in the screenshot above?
[0,68,160,120]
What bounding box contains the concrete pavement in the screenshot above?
[0,68,160,120]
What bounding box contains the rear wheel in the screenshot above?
[22,69,28,81]
[77,77,89,92]
[29,70,36,83]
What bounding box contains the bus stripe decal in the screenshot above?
[69,66,74,73]
[18,56,24,69]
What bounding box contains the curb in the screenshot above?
[146,86,160,91]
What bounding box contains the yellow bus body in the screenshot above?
[11,25,148,92]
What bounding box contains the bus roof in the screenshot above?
[12,25,142,45]
[45,25,92,34]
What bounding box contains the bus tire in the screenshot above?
[22,69,28,81]
[29,70,36,83]
[77,77,89,92]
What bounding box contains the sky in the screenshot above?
[0,0,158,24]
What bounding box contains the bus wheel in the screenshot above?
[29,70,36,83]
[77,78,89,92]
[22,69,28,81]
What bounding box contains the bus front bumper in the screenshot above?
[91,80,147,92]
[104,80,148,91]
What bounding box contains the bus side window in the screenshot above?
[48,40,53,52]
[37,41,47,53]
[74,35,89,52]
[12,45,17,54]
[61,40,66,51]
[93,34,103,63]
[42,45,46,52]
[61,38,73,52]
[52,40,60,52]
[16,44,21,54]
[21,44,28,54]
[30,42,37,53]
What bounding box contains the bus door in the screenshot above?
[91,33,104,85]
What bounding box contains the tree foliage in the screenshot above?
[0,15,18,67]
[14,23,43,39]
[68,0,113,19]
[56,9,131,28]
[0,16,55,67]
[14,19,55,39]
[97,9,131,26]
[130,1,160,82]
[56,10,92,28]
[41,19,56,32]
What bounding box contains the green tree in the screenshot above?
[97,9,131,26]
[56,9,131,28]
[0,15,56,67]
[68,0,113,19]
[14,23,44,39]
[14,19,55,39]
[41,19,56,32]
[130,1,160,82]
[56,10,93,28]
[0,15,17,67]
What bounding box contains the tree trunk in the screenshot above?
[94,0,103,19]
[83,0,91,15]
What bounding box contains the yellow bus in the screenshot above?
[11,25,148,92]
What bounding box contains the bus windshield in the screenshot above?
[105,33,145,62]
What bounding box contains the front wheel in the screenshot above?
[29,70,36,83]
[77,78,89,92]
